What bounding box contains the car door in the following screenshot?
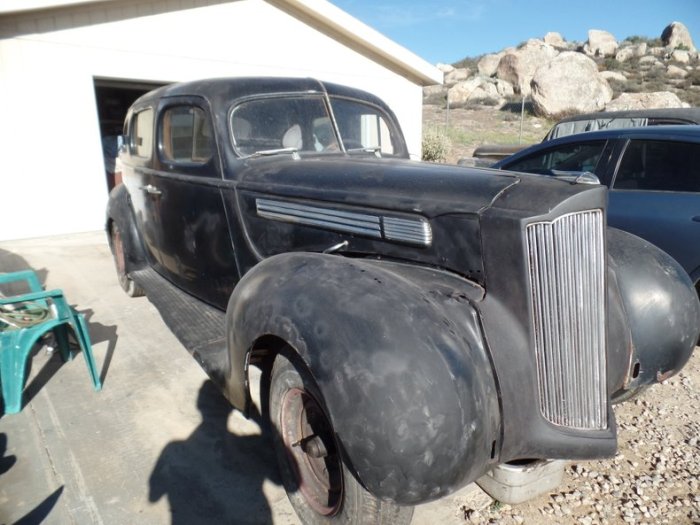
[608,138,700,281]
[148,96,238,308]
[122,106,163,268]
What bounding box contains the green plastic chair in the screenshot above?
[0,270,101,415]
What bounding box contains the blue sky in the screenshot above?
[333,0,700,65]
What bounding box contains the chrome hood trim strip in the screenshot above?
[256,198,432,247]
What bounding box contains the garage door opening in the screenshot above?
[94,78,167,192]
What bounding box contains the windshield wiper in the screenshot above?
[248,147,300,160]
[547,170,601,185]
[346,146,382,158]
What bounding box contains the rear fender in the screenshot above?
[106,184,146,272]
[225,253,500,505]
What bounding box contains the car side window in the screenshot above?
[613,139,700,192]
[506,141,606,175]
[130,108,154,158]
[160,106,213,163]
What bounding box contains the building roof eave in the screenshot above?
[266,0,443,86]
[0,0,444,86]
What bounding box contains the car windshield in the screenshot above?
[328,97,399,156]
[230,95,400,157]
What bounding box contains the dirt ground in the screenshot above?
[422,103,552,164]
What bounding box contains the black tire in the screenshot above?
[110,223,144,298]
[611,384,649,404]
[269,351,413,525]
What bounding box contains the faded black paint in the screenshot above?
[226,253,500,504]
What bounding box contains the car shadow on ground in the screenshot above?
[149,380,285,525]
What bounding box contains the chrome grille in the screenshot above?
[526,210,607,430]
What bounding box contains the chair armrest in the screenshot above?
[0,289,65,305]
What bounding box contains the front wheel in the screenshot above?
[110,223,144,298]
[269,352,413,525]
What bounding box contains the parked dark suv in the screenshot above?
[107,78,699,524]
[494,126,700,291]
[543,108,700,141]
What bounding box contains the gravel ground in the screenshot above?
[455,349,700,525]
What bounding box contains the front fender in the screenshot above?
[225,253,500,504]
[608,228,699,392]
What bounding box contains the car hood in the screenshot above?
[233,156,520,218]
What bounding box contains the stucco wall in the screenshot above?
[0,0,426,240]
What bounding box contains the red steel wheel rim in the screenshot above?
[280,387,343,516]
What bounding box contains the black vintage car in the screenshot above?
[107,77,699,524]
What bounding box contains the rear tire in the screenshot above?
[269,351,413,525]
[110,223,144,298]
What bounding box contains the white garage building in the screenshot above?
[0,0,441,240]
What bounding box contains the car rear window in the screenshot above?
[613,140,700,192]
[130,108,154,158]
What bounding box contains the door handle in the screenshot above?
[139,184,162,196]
[693,216,700,223]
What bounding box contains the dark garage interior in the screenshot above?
[93,78,167,191]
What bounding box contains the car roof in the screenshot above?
[130,76,388,111]
[541,124,700,143]
[494,125,700,168]
[551,107,700,124]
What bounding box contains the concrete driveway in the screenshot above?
[0,232,486,524]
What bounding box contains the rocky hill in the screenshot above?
[423,21,699,163]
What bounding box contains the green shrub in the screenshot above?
[423,90,447,106]
[688,69,700,86]
[607,79,627,97]
[422,128,451,162]
[680,89,700,106]
[603,57,622,71]
[624,35,646,44]
[643,67,665,80]
[623,80,643,93]
[641,79,669,92]
[451,55,480,71]
[622,35,661,47]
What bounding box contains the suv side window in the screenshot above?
[130,108,154,158]
[160,106,213,163]
[613,139,700,192]
[506,141,606,175]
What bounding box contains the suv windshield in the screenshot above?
[230,95,400,157]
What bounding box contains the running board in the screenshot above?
[130,268,228,389]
